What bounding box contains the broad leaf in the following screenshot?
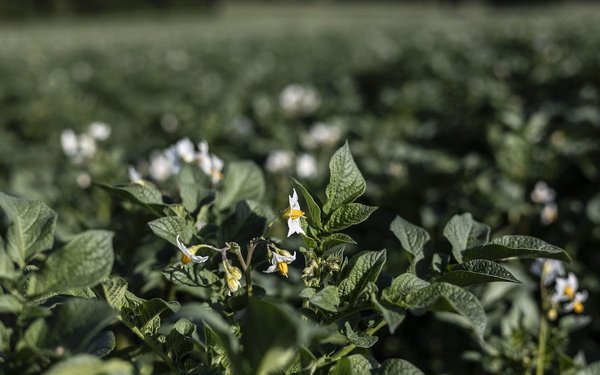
[330,354,377,375]
[0,192,57,266]
[344,322,378,348]
[326,203,377,232]
[44,354,133,375]
[29,231,114,296]
[321,233,356,251]
[96,182,164,206]
[219,201,266,246]
[162,264,219,287]
[148,216,193,246]
[390,216,429,264]
[437,259,520,286]
[293,178,323,229]
[443,213,490,263]
[372,296,406,334]
[215,161,265,211]
[375,359,425,375]
[178,164,210,212]
[338,250,386,306]
[383,273,486,340]
[463,235,570,262]
[309,285,340,312]
[323,142,366,214]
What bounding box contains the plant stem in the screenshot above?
[536,315,548,375]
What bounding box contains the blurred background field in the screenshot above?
[1,2,599,373]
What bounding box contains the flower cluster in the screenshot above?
[279,84,321,116]
[530,181,558,225]
[265,150,317,178]
[129,138,224,184]
[60,122,111,165]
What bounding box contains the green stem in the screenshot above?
[119,317,182,375]
[536,316,548,375]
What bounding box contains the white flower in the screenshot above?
[530,181,556,204]
[296,153,317,178]
[197,141,224,184]
[283,189,305,237]
[564,291,588,314]
[302,122,341,148]
[541,202,558,225]
[552,272,579,304]
[87,122,111,141]
[265,150,293,174]
[175,235,209,264]
[76,172,92,189]
[175,137,196,163]
[531,259,565,285]
[279,84,321,116]
[264,251,297,277]
[77,134,97,159]
[128,165,143,184]
[149,152,174,181]
[164,146,181,174]
[60,129,78,157]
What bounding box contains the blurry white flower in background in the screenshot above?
[197,141,224,184]
[128,165,143,184]
[279,84,321,116]
[296,153,317,179]
[530,181,558,225]
[530,181,556,204]
[265,150,294,174]
[175,137,196,163]
[60,129,97,165]
[60,129,79,158]
[530,259,565,285]
[149,151,174,181]
[76,172,92,189]
[87,122,111,141]
[161,113,179,133]
[302,122,342,149]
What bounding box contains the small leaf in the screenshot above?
[443,213,490,263]
[309,285,340,312]
[29,231,114,296]
[390,216,429,264]
[84,330,116,357]
[330,354,377,375]
[321,233,356,251]
[0,294,22,314]
[344,322,378,348]
[383,273,486,340]
[293,178,323,229]
[0,192,57,266]
[437,259,520,286]
[372,296,405,334]
[323,142,366,214]
[338,250,386,306]
[96,182,164,206]
[463,235,570,262]
[148,216,193,246]
[326,203,377,232]
[178,164,210,212]
[215,161,265,211]
[162,264,219,287]
[375,358,425,375]
[99,277,128,311]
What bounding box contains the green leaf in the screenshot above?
[44,354,133,375]
[0,192,57,266]
[84,330,116,357]
[372,296,406,334]
[162,264,219,287]
[164,318,195,358]
[325,203,377,232]
[99,277,129,311]
[215,161,265,211]
[0,243,17,281]
[443,213,490,263]
[20,298,117,356]
[436,259,520,286]
[329,354,377,375]
[383,273,486,340]
[96,182,164,206]
[344,322,378,348]
[178,164,210,212]
[323,142,366,214]
[292,178,323,230]
[219,201,266,246]
[0,294,22,314]
[338,250,386,306]
[29,231,114,296]
[309,285,340,312]
[375,359,425,375]
[123,298,180,336]
[389,216,429,264]
[321,233,356,251]
[240,298,326,375]
[463,235,571,262]
[148,216,193,246]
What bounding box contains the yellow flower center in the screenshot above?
[574,302,584,314]
[283,208,305,220]
[547,308,558,321]
[564,286,575,299]
[181,254,192,264]
[277,262,289,277]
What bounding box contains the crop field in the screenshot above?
[0,4,599,374]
